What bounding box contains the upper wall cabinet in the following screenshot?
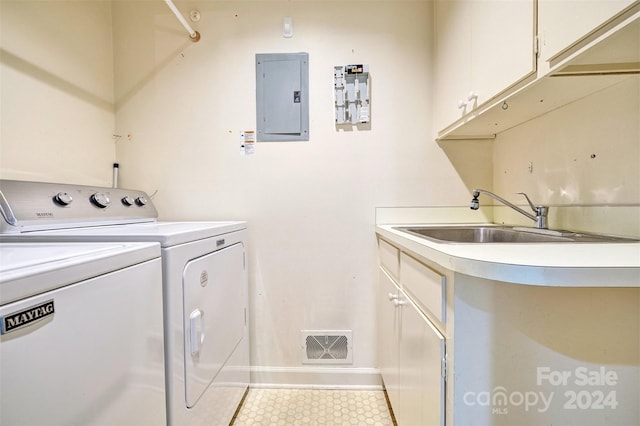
[435,0,640,140]
[539,0,636,68]
[544,1,640,75]
[435,0,537,134]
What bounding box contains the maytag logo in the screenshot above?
[1,300,55,335]
[35,212,54,218]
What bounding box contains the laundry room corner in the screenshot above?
[110,0,478,388]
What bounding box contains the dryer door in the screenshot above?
[182,243,245,408]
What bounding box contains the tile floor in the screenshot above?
[231,388,396,425]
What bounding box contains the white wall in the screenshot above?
[492,76,640,237]
[0,0,116,185]
[112,0,487,384]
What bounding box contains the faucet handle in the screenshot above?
[516,192,538,213]
[517,192,549,229]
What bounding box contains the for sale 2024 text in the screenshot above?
[537,366,618,411]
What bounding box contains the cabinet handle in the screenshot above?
[467,91,478,102]
[457,99,467,109]
[388,293,399,301]
[393,299,406,307]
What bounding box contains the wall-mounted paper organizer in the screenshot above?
[334,65,369,125]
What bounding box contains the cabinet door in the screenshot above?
[435,0,472,130]
[469,0,536,105]
[539,0,636,63]
[435,0,536,132]
[378,267,400,411]
[398,292,446,426]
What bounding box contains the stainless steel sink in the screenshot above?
[394,226,639,244]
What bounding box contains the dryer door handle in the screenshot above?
[189,309,205,357]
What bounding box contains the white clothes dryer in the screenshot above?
[0,180,250,426]
[0,241,166,425]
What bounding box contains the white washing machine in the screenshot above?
[0,179,249,426]
[0,241,166,425]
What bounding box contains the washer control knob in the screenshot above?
[121,196,135,206]
[135,196,148,206]
[54,192,73,206]
[90,193,110,208]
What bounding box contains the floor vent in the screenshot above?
[301,330,353,364]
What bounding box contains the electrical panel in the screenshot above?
[334,64,370,125]
[256,53,309,142]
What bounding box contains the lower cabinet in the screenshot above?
[378,234,640,424]
[378,267,446,425]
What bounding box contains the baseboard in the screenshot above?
[249,366,383,390]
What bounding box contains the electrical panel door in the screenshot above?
[256,53,309,141]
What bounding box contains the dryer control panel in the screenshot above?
[0,179,157,233]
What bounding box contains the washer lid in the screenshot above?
[4,221,247,247]
[0,242,160,305]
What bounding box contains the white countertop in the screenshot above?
[376,224,640,287]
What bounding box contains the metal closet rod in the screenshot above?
[163,0,200,42]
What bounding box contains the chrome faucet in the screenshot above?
[470,189,549,229]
